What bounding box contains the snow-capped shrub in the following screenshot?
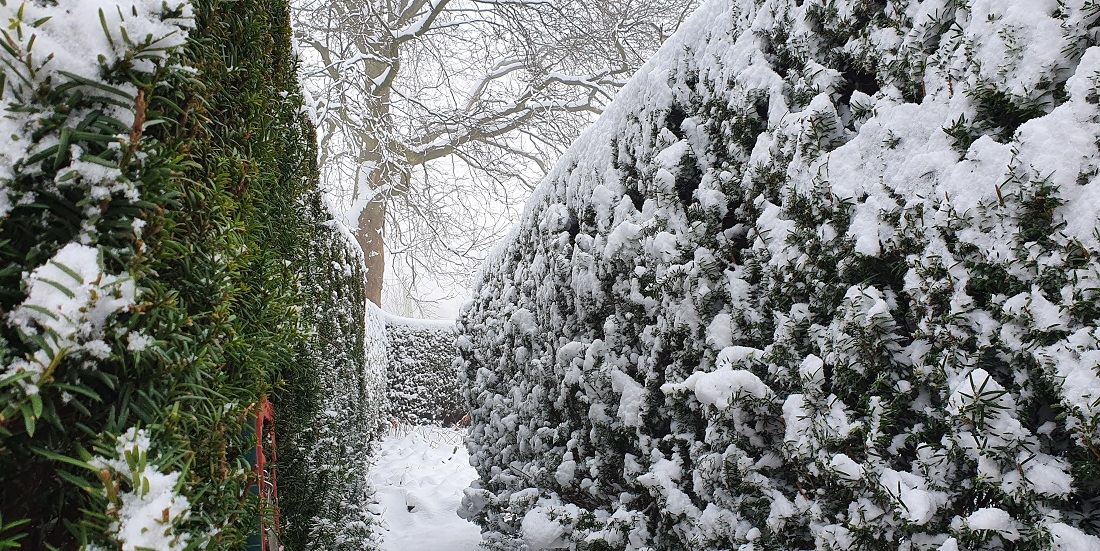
[385,315,464,425]
[458,1,1100,549]
[0,0,375,549]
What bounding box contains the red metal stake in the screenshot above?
[254,397,279,551]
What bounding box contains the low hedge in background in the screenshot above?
[385,316,463,426]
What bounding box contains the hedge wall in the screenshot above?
[279,291,386,550]
[384,315,463,426]
[0,1,377,549]
[458,1,1100,550]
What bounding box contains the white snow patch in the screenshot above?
[89,427,191,550]
[879,468,944,526]
[369,426,482,551]
[829,453,863,481]
[4,243,136,392]
[1048,521,1100,551]
[716,345,763,367]
[610,370,647,427]
[522,507,568,550]
[668,369,772,409]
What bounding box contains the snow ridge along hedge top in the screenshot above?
[458,0,1100,549]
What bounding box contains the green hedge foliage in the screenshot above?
[279,293,386,550]
[0,0,377,549]
[458,1,1100,549]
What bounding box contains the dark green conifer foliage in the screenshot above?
[0,1,375,549]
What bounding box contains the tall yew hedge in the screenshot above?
[459,1,1100,549]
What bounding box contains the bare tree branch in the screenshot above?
[292,0,700,308]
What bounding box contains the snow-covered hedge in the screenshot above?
[0,1,377,549]
[458,1,1100,549]
[385,315,463,425]
[280,271,387,550]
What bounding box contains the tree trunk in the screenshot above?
[355,53,392,308]
[339,15,395,307]
[356,197,386,306]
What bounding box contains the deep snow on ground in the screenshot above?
[369,425,483,550]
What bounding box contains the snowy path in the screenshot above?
[369,425,483,550]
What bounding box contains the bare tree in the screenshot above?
[293,0,699,307]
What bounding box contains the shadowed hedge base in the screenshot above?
[0,1,375,549]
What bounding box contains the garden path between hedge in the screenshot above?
[369,425,483,550]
